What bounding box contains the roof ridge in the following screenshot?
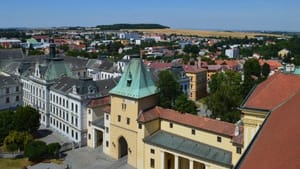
[271,88,300,112]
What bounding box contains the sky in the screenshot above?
[0,0,299,31]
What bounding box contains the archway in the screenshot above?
[118,136,128,158]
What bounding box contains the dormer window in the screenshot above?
[72,85,77,94]
[88,85,96,94]
[127,72,132,87]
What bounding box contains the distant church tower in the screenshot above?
[107,57,159,168]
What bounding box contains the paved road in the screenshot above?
[63,146,134,169]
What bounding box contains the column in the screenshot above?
[189,160,194,169]
[175,155,179,169]
[160,151,165,169]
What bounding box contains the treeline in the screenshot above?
[96,23,169,30]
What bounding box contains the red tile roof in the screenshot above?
[183,65,207,73]
[239,91,300,169]
[243,72,300,110]
[88,96,110,108]
[138,106,242,143]
[259,59,282,70]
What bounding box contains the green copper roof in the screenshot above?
[44,59,73,81]
[109,58,157,99]
[144,131,232,167]
[26,38,38,44]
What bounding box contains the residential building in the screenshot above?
[277,48,290,58]
[169,63,190,96]
[87,59,122,81]
[225,47,239,59]
[0,73,22,110]
[49,77,117,144]
[183,65,207,100]
[88,58,244,169]
[22,43,74,127]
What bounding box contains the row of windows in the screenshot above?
[50,117,79,140]
[4,86,19,94]
[169,122,224,143]
[24,83,45,99]
[50,93,79,113]
[117,115,130,125]
[51,105,78,127]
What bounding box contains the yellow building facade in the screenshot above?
[88,58,244,169]
[185,67,207,100]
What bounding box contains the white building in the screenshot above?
[225,47,239,58]
[0,73,22,110]
[49,77,117,144]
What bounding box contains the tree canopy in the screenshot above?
[173,94,197,114]
[157,70,182,108]
[205,71,243,123]
[13,106,40,133]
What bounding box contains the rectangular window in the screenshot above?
[118,115,121,122]
[6,88,9,94]
[75,132,78,140]
[16,95,19,101]
[236,147,242,154]
[138,123,142,129]
[169,122,173,128]
[106,114,109,120]
[217,136,222,143]
[150,158,155,168]
[106,127,109,133]
[150,149,155,154]
[106,141,109,147]
[88,109,91,114]
[88,121,91,127]
[192,129,195,135]
[88,134,91,140]
[121,103,126,110]
[127,118,130,125]
[6,97,10,103]
[16,86,19,92]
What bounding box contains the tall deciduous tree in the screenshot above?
[205,71,243,123]
[157,70,182,108]
[0,110,15,143]
[261,63,271,77]
[242,58,261,97]
[173,94,197,114]
[13,106,40,133]
[24,140,48,162]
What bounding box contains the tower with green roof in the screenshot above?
[107,57,159,168]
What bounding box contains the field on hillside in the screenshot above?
[129,29,285,38]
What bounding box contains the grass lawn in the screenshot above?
[0,158,32,169]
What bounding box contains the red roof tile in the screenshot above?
[259,59,282,70]
[88,96,110,108]
[138,106,242,142]
[243,72,300,110]
[239,91,300,169]
[183,65,207,73]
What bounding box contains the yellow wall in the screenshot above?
[186,70,207,101]
[144,144,231,169]
[242,109,267,148]
[160,120,242,165]
[108,94,159,168]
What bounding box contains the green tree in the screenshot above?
[242,58,261,97]
[205,71,243,123]
[157,70,182,108]
[24,140,48,162]
[173,94,197,114]
[3,131,33,150]
[13,106,40,133]
[261,63,271,78]
[0,110,15,143]
[183,44,200,55]
[47,142,61,159]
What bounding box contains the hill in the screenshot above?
[95,24,169,30]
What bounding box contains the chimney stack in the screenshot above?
[49,39,56,58]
